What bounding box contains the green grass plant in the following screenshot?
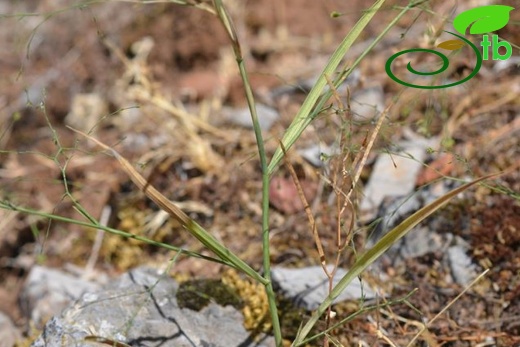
[0,1,506,346]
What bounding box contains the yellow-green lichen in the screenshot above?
[222,269,271,331]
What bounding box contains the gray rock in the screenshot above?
[31,266,272,347]
[298,69,361,95]
[360,132,439,222]
[447,242,478,286]
[21,265,103,329]
[350,86,385,121]
[271,266,378,311]
[370,194,424,242]
[366,179,480,286]
[369,180,457,242]
[0,311,21,347]
[297,143,336,167]
[270,68,360,98]
[222,104,279,131]
[396,226,451,260]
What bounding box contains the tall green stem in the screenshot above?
[238,60,282,347]
[213,1,282,345]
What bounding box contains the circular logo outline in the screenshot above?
[385,31,483,89]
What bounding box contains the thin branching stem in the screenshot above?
[0,200,226,264]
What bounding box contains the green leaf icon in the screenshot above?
[437,39,465,50]
[453,5,514,35]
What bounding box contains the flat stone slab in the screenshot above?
[31,266,272,347]
[21,265,103,329]
[271,266,378,311]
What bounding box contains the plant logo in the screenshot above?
[386,5,515,89]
